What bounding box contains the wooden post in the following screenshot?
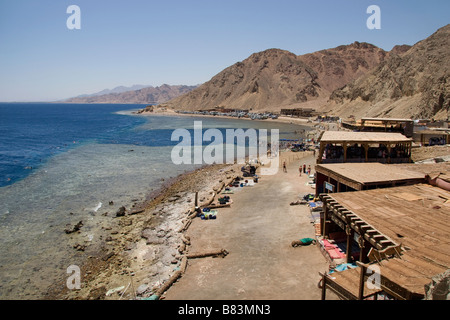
[408,141,412,160]
[387,145,392,164]
[364,143,369,162]
[194,191,198,207]
[321,274,327,300]
[346,225,353,263]
[358,236,365,263]
[322,203,328,237]
[343,143,347,163]
[358,264,367,300]
[318,143,325,164]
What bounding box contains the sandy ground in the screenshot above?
[411,145,450,162]
[163,152,338,300]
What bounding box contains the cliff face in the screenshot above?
[298,41,389,94]
[326,24,450,120]
[63,84,198,104]
[165,49,320,111]
[165,43,390,112]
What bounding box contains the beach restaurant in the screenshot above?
[318,172,450,300]
[341,117,414,137]
[316,131,413,164]
[314,162,425,196]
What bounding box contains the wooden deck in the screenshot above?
[321,183,450,299]
[316,163,425,191]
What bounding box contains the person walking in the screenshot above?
[299,164,302,176]
[283,161,287,173]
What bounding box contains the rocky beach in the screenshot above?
[47,119,324,300]
[48,162,249,299]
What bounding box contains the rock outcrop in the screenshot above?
[326,24,450,120]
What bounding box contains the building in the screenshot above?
[317,163,450,300]
[317,131,413,164]
[314,163,425,196]
[280,108,316,118]
[413,129,450,146]
[341,117,414,137]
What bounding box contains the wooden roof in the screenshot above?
[393,162,450,183]
[415,130,450,135]
[325,183,450,298]
[316,163,425,187]
[361,117,414,123]
[320,131,412,143]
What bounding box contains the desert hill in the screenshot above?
[161,25,448,120]
[63,84,198,104]
[298,41,390,94]
[324,24,450,120]
[164,42,390,112]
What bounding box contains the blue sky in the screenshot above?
[0,0,448,101]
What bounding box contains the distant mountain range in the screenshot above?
[65,24,449,120]
[63,84,198,104]
[72,84,151,98]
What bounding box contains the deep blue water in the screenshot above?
[0,103,152,187]
[0,103,304,187]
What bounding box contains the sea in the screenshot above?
[0,103,309,299]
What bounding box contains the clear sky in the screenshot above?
[0,0,449,101]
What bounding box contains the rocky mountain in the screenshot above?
[325,24,450,120]
[63,84,198,104]
[298,41,389,95]
[164,43,390,112]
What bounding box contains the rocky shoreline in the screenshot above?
[47,162,245,300]
[41,111,324,300]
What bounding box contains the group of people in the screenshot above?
[429,136,447,146]
[281,161,311,176]
[299,163,311,176]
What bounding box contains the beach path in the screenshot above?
[164,152,337,300]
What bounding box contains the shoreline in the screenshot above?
[48,162,246,299]
[43,110,321,300]
[134,108,319,127]
[133,108,327,142]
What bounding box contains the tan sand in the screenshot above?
[162,152,338,300]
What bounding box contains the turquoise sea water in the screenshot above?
[0,103,308,299]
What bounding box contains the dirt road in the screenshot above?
[164,152,338,300]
